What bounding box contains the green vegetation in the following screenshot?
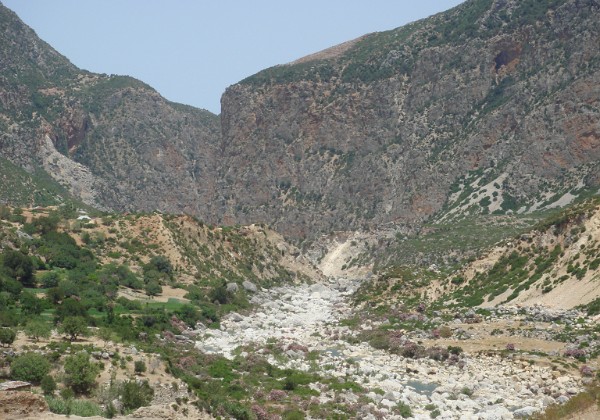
[10,352,51,383]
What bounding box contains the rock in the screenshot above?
[557,395,569,404]
[383,391,398,402]
[242,281,257,293]
[111,398,123,413]
[226,282,239,293]
[513,406,539,418]
[229,312,244,322]
[101,352,110,360]
[0,381,31,391]
[0,390,48,418]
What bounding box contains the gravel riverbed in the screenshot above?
[196,279,584,419]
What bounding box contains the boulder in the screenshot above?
[513,406,539,418]
[242,280,257,293]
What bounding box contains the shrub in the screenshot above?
[41,375,57,395]
[134,360,146,375]
[438,326,453,338]
[121,379,154,411]
[10,352,51,383]
[39,271,60,288]
[46,396,102,416]
[64,352,100,394]
[2,249,35,287]
[144,280,162,296]
[0,327,16,346]
[396,402,412,418]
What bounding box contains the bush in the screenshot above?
[39,271,60,288]
[46,396,102,416]
[2,249,35,287]
[144,280,162,296]
[41,375,57,395]
[396,402,413,418]
[0,327,16,346]
[64,352,100,394]
[121,379,154,411]
[438,326,453,338]
[10,352,51,383]
[134,360,146,375]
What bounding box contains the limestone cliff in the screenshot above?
[219,0,600,239]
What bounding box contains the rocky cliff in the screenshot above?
[219,0,600,239]
[0,3,221,215]
[1,0,599,242]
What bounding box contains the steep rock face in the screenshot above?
[219,0,600,239]
[0,3,221,215]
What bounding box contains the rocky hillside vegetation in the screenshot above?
[0,204,320,418]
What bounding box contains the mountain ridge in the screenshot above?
[1,0,599,244]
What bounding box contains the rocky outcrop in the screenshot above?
[219,0,600,238]
[0,390,48,419]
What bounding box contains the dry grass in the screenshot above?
[533,386,600,420]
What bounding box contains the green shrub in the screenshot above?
[121,379,154,411]
[10,352,51,383]
[0,327,16,346]
[396,402,413,418]
[64,352,100,394]
[46,396,102,416]
[59,316,89,341]
[41,375,57,395]
[134,360,146,375]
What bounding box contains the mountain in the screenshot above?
[1,0,599,244]
[0,3,221,216]
[219,0,600,239]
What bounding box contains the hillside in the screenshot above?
[445,197,600,309]
[220,0,600,239]
[1,0,599,243]
[0,3,221,217]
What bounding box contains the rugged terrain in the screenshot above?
[0,2,221,215]
[219,0,600,239]
[1,0,600,242]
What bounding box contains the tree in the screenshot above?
[55,297,87,321]
[97,327,113,347]
[19,290,44,315]
[0,327,16,347]
[24,319,52,342]
[59,316,88,341]
[39,271,60,288]
[10,352,51,383]
[2,250,35,287]
[148,255,172,274]
[63,352,100,394]
[144,280,162,297]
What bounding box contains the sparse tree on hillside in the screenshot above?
[59,316,88,341]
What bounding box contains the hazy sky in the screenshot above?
[4,0,464,114]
